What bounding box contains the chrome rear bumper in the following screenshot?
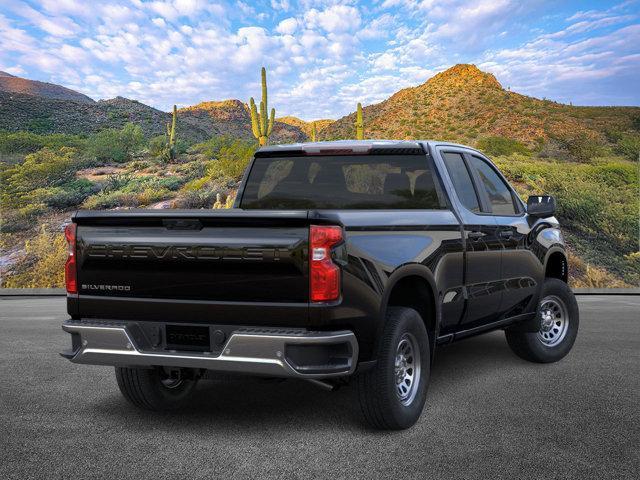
[61,320,358,379]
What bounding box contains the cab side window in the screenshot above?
[442,152,480,213]
[469,156,518,215]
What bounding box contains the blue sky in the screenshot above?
[0,0,638,120]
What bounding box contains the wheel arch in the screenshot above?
[544,248,568,284]
[378,264,440,360]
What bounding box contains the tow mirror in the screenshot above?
[527,195,556,217]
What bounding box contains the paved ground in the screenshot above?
[1,296,638,479]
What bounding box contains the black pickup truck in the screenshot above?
[61,140,579,430]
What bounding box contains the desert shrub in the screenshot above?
[476,136,529,156]
[88,123,144,162]
[31,179,99,209]
[552,132,603,162]
[83,184,172,209]
[156,176,185,191]
[2,226,66,288]
[0,204,45,233]
[0,147,82,209]
[82,191,138,209]
[171,189,218,209]
[494,157,638,254]
[0,131,87,154]
[27,117,54,134]
[216,141,255,178]
[568,252,629,288]
[148,135,166,157]
[191,136,256,179]
[149,135,189,161]
[614,133,640,160]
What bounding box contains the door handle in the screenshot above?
[468,231,484,241]
[499,230,513,239]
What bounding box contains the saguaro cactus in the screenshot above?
[355,102,364,140]
[249,67,275,146]
[165,104,177,161]
[310,122,317,142]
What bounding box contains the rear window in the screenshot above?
[240,155,446,210]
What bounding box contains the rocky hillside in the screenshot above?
[179,100,306,144]
[276,116,334,138]
[0,71,94,104]
[0,74,306,144]
[321,64,640,147]
[0,91,209,143]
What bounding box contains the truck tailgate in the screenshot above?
[71,210,311,322]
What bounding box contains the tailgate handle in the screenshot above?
[163,219,203,230]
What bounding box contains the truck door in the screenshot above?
[437,149,504,331]
[466,154,542,318]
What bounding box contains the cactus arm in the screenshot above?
[259,100,267,136]
[267,108,275,136]
[170,105,177,145]
[249,98,261,139]
[355,102,364,140]
[261,67,267,113]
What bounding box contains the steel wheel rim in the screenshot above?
[394,332,421,406]
[537,295,569,347]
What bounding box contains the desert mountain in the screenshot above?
[321,64,639,146]
[179,100,306,143]
[0,74,306,144]
[0,71,94,104]
[276,116,334,138]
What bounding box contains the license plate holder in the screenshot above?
[165,324,210,352]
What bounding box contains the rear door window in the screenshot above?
[241,155,446,210]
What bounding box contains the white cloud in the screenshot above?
[8,2,80,37]
[152,17,167,28]
[271,0,291,11]
[276,17,298,35]
[304,5,361,33]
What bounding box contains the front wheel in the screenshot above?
[505,278,579,363]
[357,307,430,430]
[115,366,198,411]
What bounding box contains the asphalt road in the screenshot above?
[1,296,638,480]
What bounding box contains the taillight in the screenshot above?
[309,225,343,302]
[64,223,77,294]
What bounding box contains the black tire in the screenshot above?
[357,307,430,430]
[505,278,579,363]
[115,367,198,411]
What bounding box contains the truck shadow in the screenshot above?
[95,331,527,431]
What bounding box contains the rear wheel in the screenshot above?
[115,366,198,411]
[505,278,579,363]
[357,307,430,430]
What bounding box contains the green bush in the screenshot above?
[614,133,640,160]
[476,136,530,156]
[88,123,144,162]
[1,226,66,288]
[0,131,87,154]
[30,179,99,209]
[82,186,172,209]
[553,132,603,162]
[148,135,166,157]
[216,142,255,178]
[0,147,82,209]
